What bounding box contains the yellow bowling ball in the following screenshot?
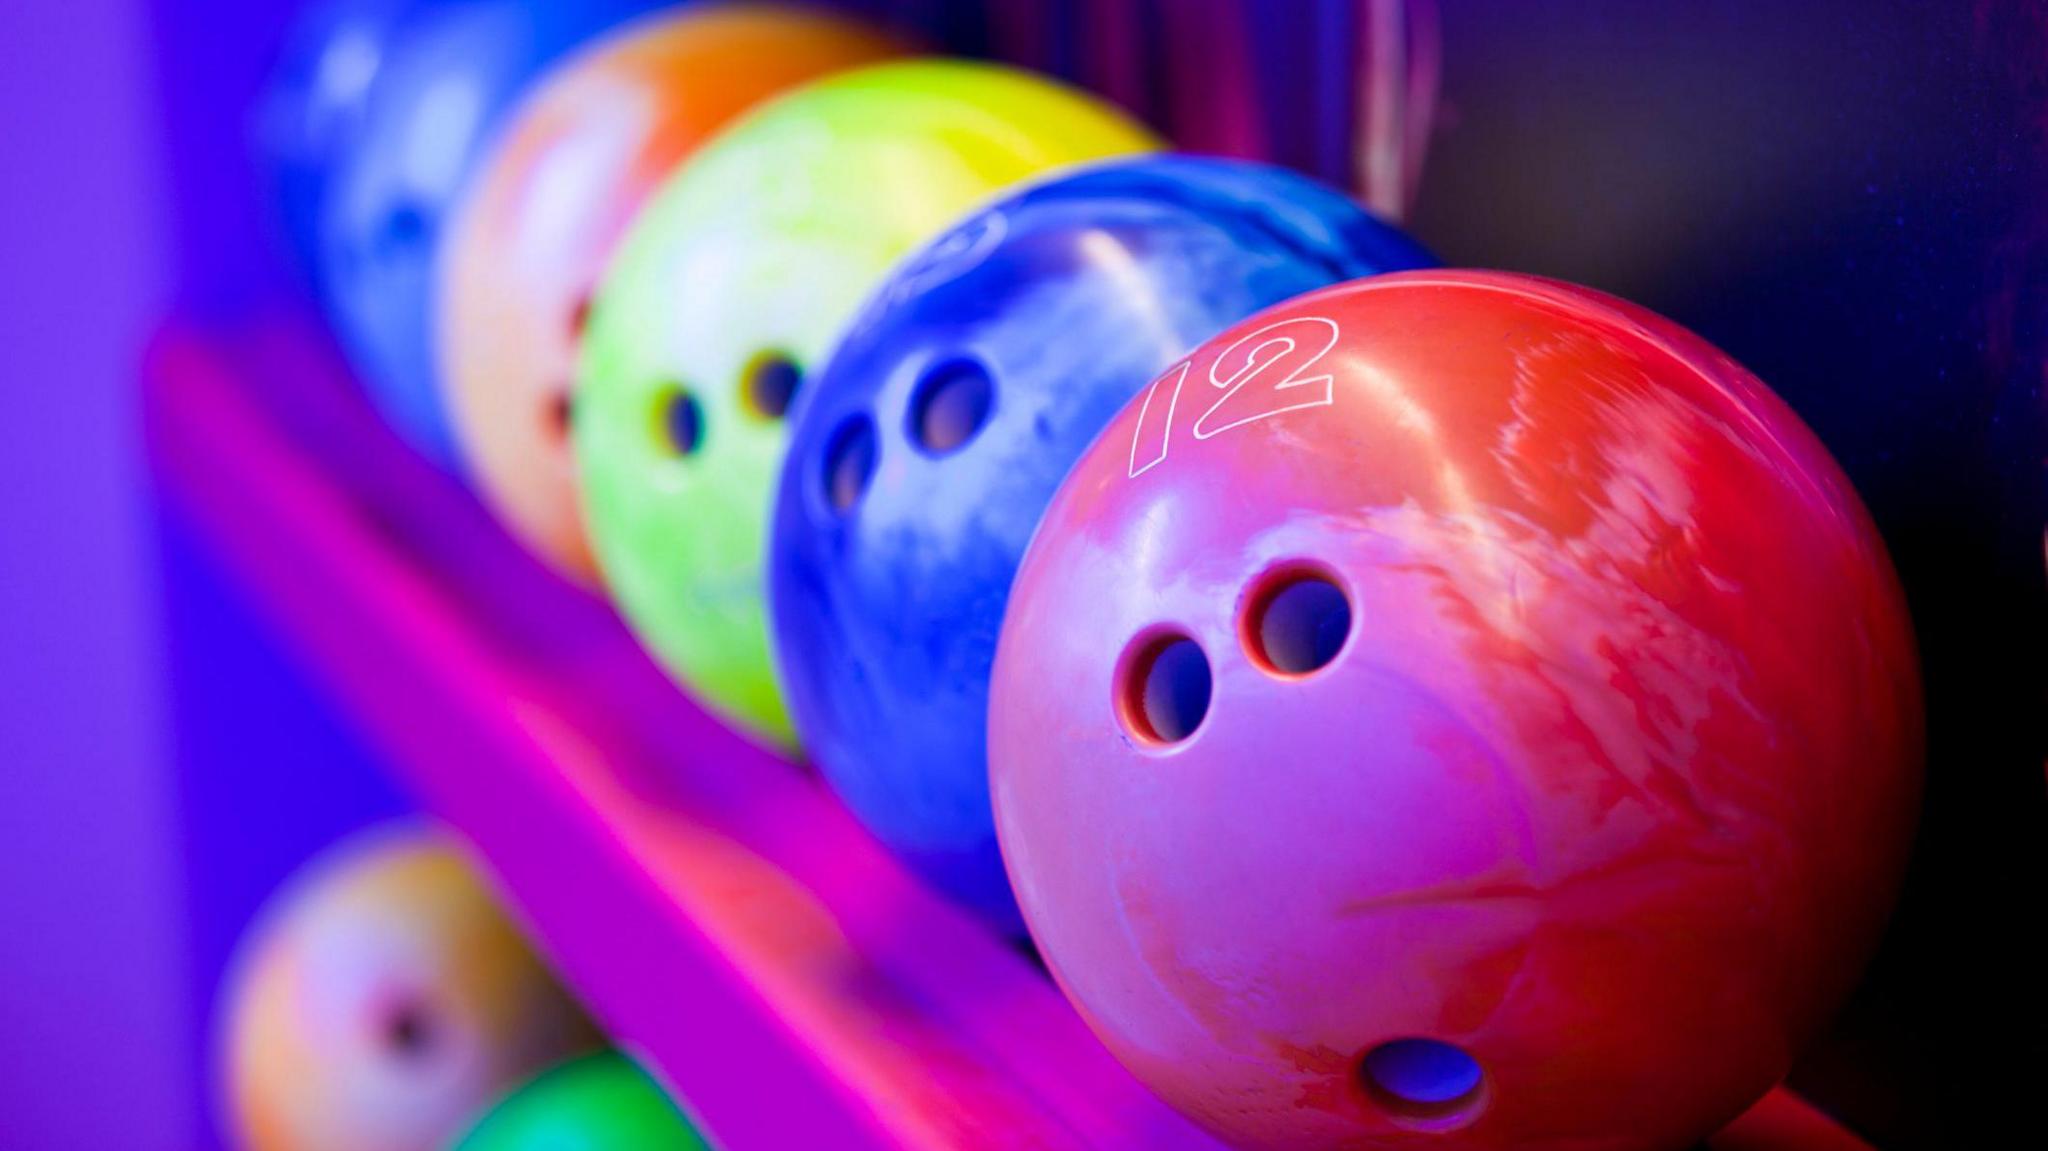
[576,59,1161,751]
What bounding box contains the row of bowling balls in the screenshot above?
[276,3,1926,1149]
[279,1,1426,927]
[219,826,711,1151]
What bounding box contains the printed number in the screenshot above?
[893,211,1008,301]
[848,211,1011,343]
[1127,317,1341,478]
[1127,360,1190,478]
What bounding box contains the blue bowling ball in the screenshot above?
[315,0,662,464]
[256,0,417,278]
[767,155,1435,928]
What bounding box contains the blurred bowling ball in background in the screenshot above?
[255,0,416,276]
[990,272,1923,1150]
[439,5,899,583]
[576,59,1159,751]
[455,1052,712,1151]
[218,825,599,1151]
[767,156,1434,926]
[316,0,662,465]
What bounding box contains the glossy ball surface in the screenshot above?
[218,826,599,1151]
[769,156,1433,926]
[439,6,899,583]
[256,0,416,273]
[455,1053,711,1151]
[576,59,1158,750]
[317,0,659,464]
[990,272,1923,1151]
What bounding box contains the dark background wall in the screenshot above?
[1413,5,2047,1144]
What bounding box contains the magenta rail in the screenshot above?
[142,311,1876,1151]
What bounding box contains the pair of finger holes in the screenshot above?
[649,353,803,459]
[818,358,995,516]
[541,293,596,444]
[1119,570,1353,746]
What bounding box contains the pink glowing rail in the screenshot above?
[141,312,1877,1151]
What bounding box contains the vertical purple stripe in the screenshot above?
[1134,0,1171,129]
[1401,0,1443,212]
[1085,0,1148,119]
[1208,0,1268,158]
[986,0,1051,73]
[1316,0,1360,191]
[1047,0,1082,82]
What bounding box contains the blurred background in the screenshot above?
[2,1,2042,1148]
[2,2,188,1145]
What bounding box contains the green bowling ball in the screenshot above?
[454,1053,711,1151]
[575,59,1159,751]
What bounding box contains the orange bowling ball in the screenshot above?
[439,5,901,581]
[217,826,599,1151]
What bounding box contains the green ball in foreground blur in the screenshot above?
[575,58,1159,752]
[455,1053,711,1151]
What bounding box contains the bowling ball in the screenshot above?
[989,271,1923,1151]
[317,0,662,465]
[454,1052,712,1151]
[767,156,1434,926]
[256,0,417,275]
[218,825,599,1151]
[576,59,1159,750]
[439,6,900,583]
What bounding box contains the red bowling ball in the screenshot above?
[989,271,1923,1151]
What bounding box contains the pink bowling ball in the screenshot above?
[989,271,1922,1151]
